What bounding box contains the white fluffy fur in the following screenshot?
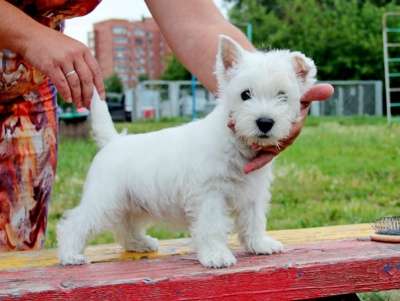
[57,35,316,268]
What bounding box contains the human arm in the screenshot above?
[0,0,104,107]
[146,0,333,172]
[145,0,253,93]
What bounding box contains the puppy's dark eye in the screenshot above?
[241,89,252,101]
[277,91,287,100]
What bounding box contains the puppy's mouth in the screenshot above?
[241,135,279,151]
[227,117,279,151]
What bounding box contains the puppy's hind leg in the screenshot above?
[57,206,91,265]
[113,215,159,253]
[57,196,109,265]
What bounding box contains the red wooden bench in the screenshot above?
[0,224,399,300]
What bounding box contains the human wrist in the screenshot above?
[11,27,33,56]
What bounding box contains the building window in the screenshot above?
[135,48,145,56]
[115,52,125,58]
[114,65,130,73]
[114,46,127,52]
[113,37,128,44]
[133,28,145,37]
[112,26,127,35]
[114,56,128,61]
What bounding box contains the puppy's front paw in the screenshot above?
[59,254,88,266]
[198,246,237,268]
[246,236,283,255]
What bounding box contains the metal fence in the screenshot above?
[121,80,383,121]
[310,81,383,116]
[131,80,216,120]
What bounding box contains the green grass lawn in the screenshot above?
[47,116,400,301]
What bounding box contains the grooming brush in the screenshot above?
[371,216,400,243]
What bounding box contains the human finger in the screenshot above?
[49,67,73,104]
[74,56,93,108]
[62,63,82,108]
[83,51,105,100]
[301,83,334,105]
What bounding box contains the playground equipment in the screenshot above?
[383,12,400,123]
[59,107,90,138]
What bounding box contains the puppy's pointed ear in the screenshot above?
[291,52,317,82]
[216,35,244,81]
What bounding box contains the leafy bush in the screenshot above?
[104,73,123,93]
[161,55,191,81]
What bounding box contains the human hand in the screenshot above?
[20,25,105,108]
[243,83,334,174]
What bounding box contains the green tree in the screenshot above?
[227,0,399,10]
[161,55,191,80]
[228,0,397,80]
[138,74,149,82]
[104,73,123,93]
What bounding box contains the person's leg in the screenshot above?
[0,80,58,250]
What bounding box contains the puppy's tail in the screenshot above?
[90,88,118,148]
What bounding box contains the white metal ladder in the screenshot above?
[383,12,400,123]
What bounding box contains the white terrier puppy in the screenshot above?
[57,35,316,268]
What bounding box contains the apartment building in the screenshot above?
[88,18,171,88]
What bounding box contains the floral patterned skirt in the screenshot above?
[0,80,57,250]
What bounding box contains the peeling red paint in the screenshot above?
[0,240,399,300]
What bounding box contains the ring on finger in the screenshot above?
[65,70,77,77]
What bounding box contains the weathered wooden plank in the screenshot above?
[0,223,373,271]
[0,239,399,300]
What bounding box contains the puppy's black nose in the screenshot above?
[256,117,275,133]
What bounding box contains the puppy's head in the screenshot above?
[216,35,316,148]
